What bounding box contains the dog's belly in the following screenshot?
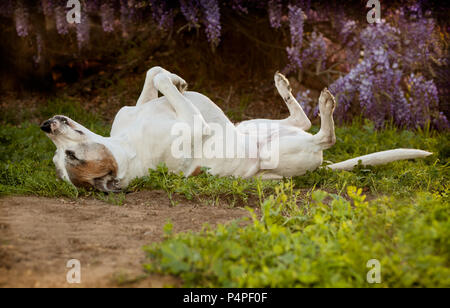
[275,150,323,177]
[111,101,196,182]
[111,93,260,182]
[238,121,325,177]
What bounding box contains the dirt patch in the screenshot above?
[0,190,251,287]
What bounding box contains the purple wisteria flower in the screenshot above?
[267,0,282,29]
[302,31,327,70]
[397,5,439,69]
[406,73,445,128]
[41,0,54,16]
[54,4,69,35]
[76,6,90,50]
[287,5,304,47]
[180,0,200,27]
[284,5,304,73]
[2,0,447,130]
[230,0,248,14]
[433,112,450,130]
[340,19,357,42]
[339,20,360,67]
[100,2,115,32]
[329,10,446,129]
[33,32,43,64]
[149,1,174,30]
[120,0,138,37]
[200,0,221,47]
[120,0,130,36]
[296,90,313,117]
[14,1,29,37]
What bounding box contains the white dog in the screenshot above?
[41,66,431,192]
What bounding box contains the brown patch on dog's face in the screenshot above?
[64,143,120,192]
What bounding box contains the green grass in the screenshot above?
[0,97,110,199]
[128,164,278,206]
[1,98,449,287]
[294,121,449,198]
[1,100,447,203]
[143,184,449,287]
[137,121,449,287]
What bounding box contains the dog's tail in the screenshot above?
[324,149,432,171]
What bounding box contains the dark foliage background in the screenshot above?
[0,0,448,129]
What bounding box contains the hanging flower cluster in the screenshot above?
[3,0,447,130]
[329,4,448,129]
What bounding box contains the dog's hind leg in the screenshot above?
[312,88,336,150]
[136,67,188,106]
[275,72,312,131]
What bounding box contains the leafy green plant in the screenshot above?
[0,96,448,287]
[143,184,450,287]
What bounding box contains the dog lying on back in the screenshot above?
[41,66,431,192]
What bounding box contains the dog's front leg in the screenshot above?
[153,71,210,132]
[136,66,162,106]
[136,67,188,106]
[53,149,71,182]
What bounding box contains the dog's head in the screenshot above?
[41,115,121,192]
[40,115,86,141]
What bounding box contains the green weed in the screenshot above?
[128,164,277,206]
[0,98,448,207]
[143,183,450,287]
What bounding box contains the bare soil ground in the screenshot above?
[0,190,251,288]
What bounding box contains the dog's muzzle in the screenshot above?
[40,120,52,133]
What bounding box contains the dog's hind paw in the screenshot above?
[318,88,336,116]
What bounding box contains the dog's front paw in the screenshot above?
[176,78,188,93]
[170,74,188,93]
[318,88,336,116]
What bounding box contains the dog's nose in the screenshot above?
[40,120,52,133]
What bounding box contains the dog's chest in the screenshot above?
[111,99,176,136]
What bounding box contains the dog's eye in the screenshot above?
[65,150,78,160]
[61,118,68,124]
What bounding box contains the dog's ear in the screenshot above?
[65,143,121,192]
[93,172,121,193]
